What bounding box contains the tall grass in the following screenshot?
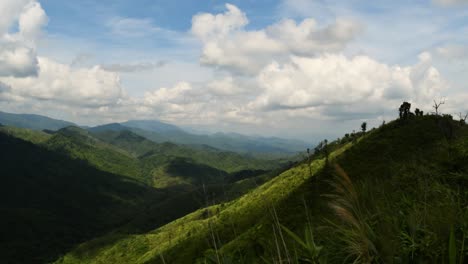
[325,164,378,263]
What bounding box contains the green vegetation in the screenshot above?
[0,132,162,264]
[2,107,467,264]
[55,114,468,263]
[0,123,290,264]
[0,125,51,144]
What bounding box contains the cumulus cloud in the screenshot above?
[0,0,30,33]
[0,0,47,78]
[0,42,39,77]
[18,1,48,41]
[206,76,246,96]
[191,4,361,75]
[250,53,446,119]
[0,57,125,106]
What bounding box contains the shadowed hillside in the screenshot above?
[55,115,468,263]
[0,132,163,264]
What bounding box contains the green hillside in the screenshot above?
[0,126,288,264]
[55,115,468,263]
[0,132,163,264]
[0,125,51,144]
[90,128,282,180]
[44,126,144,181]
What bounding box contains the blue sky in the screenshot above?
[1,0,468,141]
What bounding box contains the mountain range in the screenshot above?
[0,111,308,156]
[1,111,467,263]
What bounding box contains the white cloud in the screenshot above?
[18,1,48,41]
[206,76,245,96]
[1,57,125,106]
[0,0,47,78]
[144,81,193,106]
[251,53,446,118]
[0,0,30,34]
[191,4,361,75]
[0,42,38,77]
[191,4,248,41]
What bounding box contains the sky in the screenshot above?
[0,0,468,141]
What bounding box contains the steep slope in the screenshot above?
[56,115,468,263]
[0,111,75,131]
[45,126,144,182]
[0,132,163,264]
[0,126,280,264]
[47,126,279,191]
[0,125,51,144]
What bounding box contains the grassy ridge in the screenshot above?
[54,143,350,264]
[55,115,468,263]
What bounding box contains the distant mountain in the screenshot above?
[89,128,279,174]
[121,120,182,133]
[87,123,129,133]
[0,111,75,131]
[0,111,308,155]
[96,120,308,156]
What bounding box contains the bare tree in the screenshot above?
[458,112,468,124]
[432,98,445,115]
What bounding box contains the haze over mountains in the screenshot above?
[0,111,307,156]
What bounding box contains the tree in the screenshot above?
[323,139,329,162]
[361,122,367,133]
[399,102,411,119]
[458,112,468,125]
[432,98,445,115]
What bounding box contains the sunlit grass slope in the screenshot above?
[55,115,468,263]
[54,141,350,264]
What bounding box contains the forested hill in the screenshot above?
[55,114,468,263]
[0,124,292,264]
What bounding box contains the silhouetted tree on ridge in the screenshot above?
[399,102,411,119]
